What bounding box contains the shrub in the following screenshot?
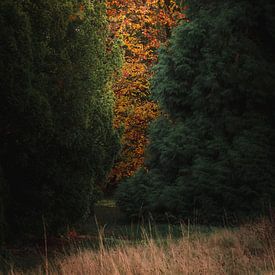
[116,0,275,223]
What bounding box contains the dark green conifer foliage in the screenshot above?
[116,0,275,223]
[0,0,120,235]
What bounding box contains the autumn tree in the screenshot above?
[107,0,185,186]
[116,0,275,223]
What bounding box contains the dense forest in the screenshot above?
[0,0,275,273]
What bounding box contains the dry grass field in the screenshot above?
[8,219,275,275]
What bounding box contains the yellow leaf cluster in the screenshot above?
[107,0,185,185]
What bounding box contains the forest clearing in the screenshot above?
[1,0,275,274]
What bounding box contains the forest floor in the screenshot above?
[2,200,275,274]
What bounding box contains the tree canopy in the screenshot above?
[0,0,120,237]
[116,0,275,223]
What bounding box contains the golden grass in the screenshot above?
[10,219,275,275]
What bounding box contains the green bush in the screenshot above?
[0,0,120,235]
[117,0,275,224]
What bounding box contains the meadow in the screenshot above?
[4,201,275,275]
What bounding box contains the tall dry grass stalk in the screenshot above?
[10,219,275,275]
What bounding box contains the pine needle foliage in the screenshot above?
[116,0,275,223]
[0,0,120,236]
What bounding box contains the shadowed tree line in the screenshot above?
[0,0,275,251]
[0,0,121,243]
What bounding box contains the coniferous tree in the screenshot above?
[0,0,120,236]
[116,0,275,223]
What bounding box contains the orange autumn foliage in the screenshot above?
[107,0,186,185]
[68,3,85,22]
